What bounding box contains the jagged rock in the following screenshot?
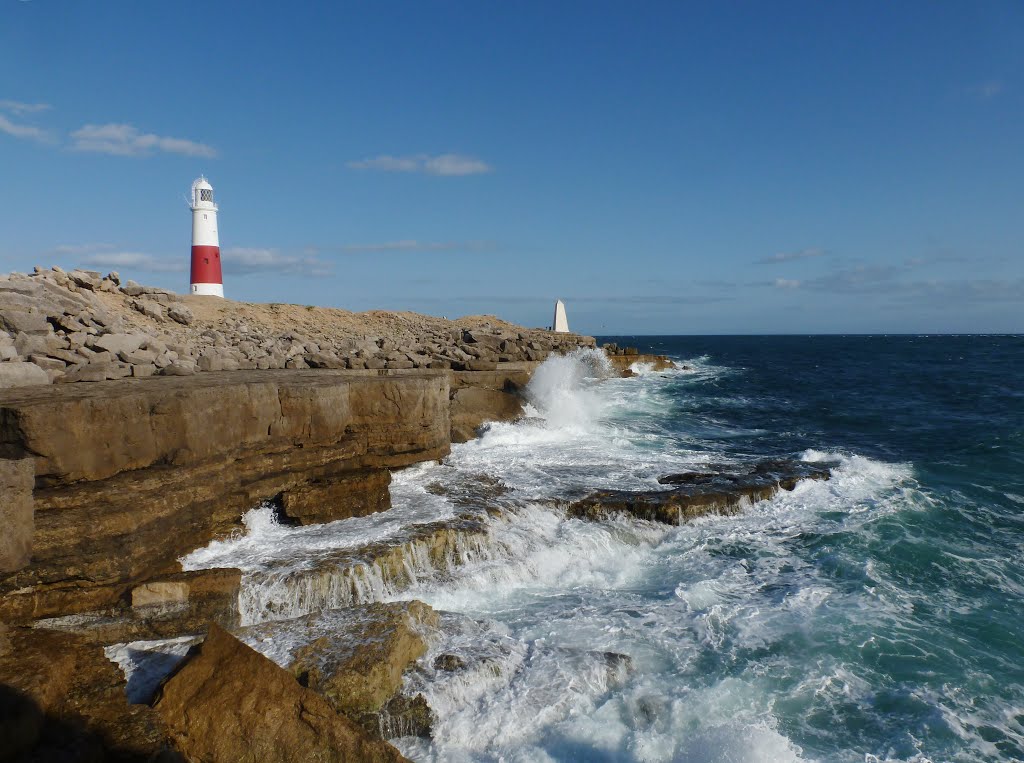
[67,269,102,291]
[1,309,50,335]
[167,304,193,325]
[153,623,408,763]
[239,601,440,739]
[0,627,177,761]
[160,360,197,376]
[58,361,131,383]
[93,332,146,356]
[0,361,50,389]
[569,459,832,525]
[132,298,165,321]
[120,280,145,297]
[305,351,346,369]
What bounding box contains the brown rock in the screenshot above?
[569,460,832,525]
[288,601,439,717]
[0,458,33,573]
[0,626,177,761]
[0,370,450,622]
[278,468,392,525]
[153,623,408,763]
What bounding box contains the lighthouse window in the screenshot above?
[200,188,213,202]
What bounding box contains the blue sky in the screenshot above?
[2,1,1022,334]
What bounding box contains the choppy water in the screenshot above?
[177,335,1024,762]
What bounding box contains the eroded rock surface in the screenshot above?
[0,625,178,762]
[241,601,440,738]
[569,459,832,525]
[0,370,450,622]
[153,623,408,763]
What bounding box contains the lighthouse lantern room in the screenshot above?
[189,176,224,297]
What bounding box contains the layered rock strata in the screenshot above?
[568,459,832,525]
[0,369,450,623]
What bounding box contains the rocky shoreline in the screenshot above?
[0,268,783,762]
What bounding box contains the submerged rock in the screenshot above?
[240,601,441,739]
[569,459,831,525]
[153,623,408,763]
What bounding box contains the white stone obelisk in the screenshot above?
[553,299,569,333]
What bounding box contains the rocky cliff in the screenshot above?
[0,266,595,387]
[0,369,450,623]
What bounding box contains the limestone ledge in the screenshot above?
[0,369,451,622]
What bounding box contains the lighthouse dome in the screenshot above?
[190,176,216,209]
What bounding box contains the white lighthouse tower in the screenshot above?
[189,176,224,297]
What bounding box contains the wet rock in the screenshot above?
[277,468,392,525]
[569,459,832,525]
[449,386,523,442]
[432,653,466,671]
[288,601,439,716]
[153,623,408,763]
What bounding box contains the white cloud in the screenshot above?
[348,152,492,176]
[0,100,51,115]
[70,123,217,158]
[755,247,828,265]
[0,114,53,143]
[53,242,115,255]
[774,278,802,289]
[80,251,187,273]
[223,247,329,277]
[337,239,491,253]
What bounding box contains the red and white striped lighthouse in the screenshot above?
[189,176,224,297]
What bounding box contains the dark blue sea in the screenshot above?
[178,335,1024,762]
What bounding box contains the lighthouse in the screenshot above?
[189,176,224,297]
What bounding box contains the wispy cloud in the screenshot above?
[967,80,1004,99]
[223,247,330,277]
[332,239,493,253]
[53,242,115,255]
[348,153,492,176]
[80,251,187,273]
[774,278,801,289]
[755,247,828,265]
[0,100,51,115]
[70,123,217,158]
[0,99,54,143]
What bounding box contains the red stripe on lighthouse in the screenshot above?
[190,245,223,284]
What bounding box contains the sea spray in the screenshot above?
[173,336,1024,762]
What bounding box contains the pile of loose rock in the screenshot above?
[0,266,595,388]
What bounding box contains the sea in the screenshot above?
[128,335,1024,762]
